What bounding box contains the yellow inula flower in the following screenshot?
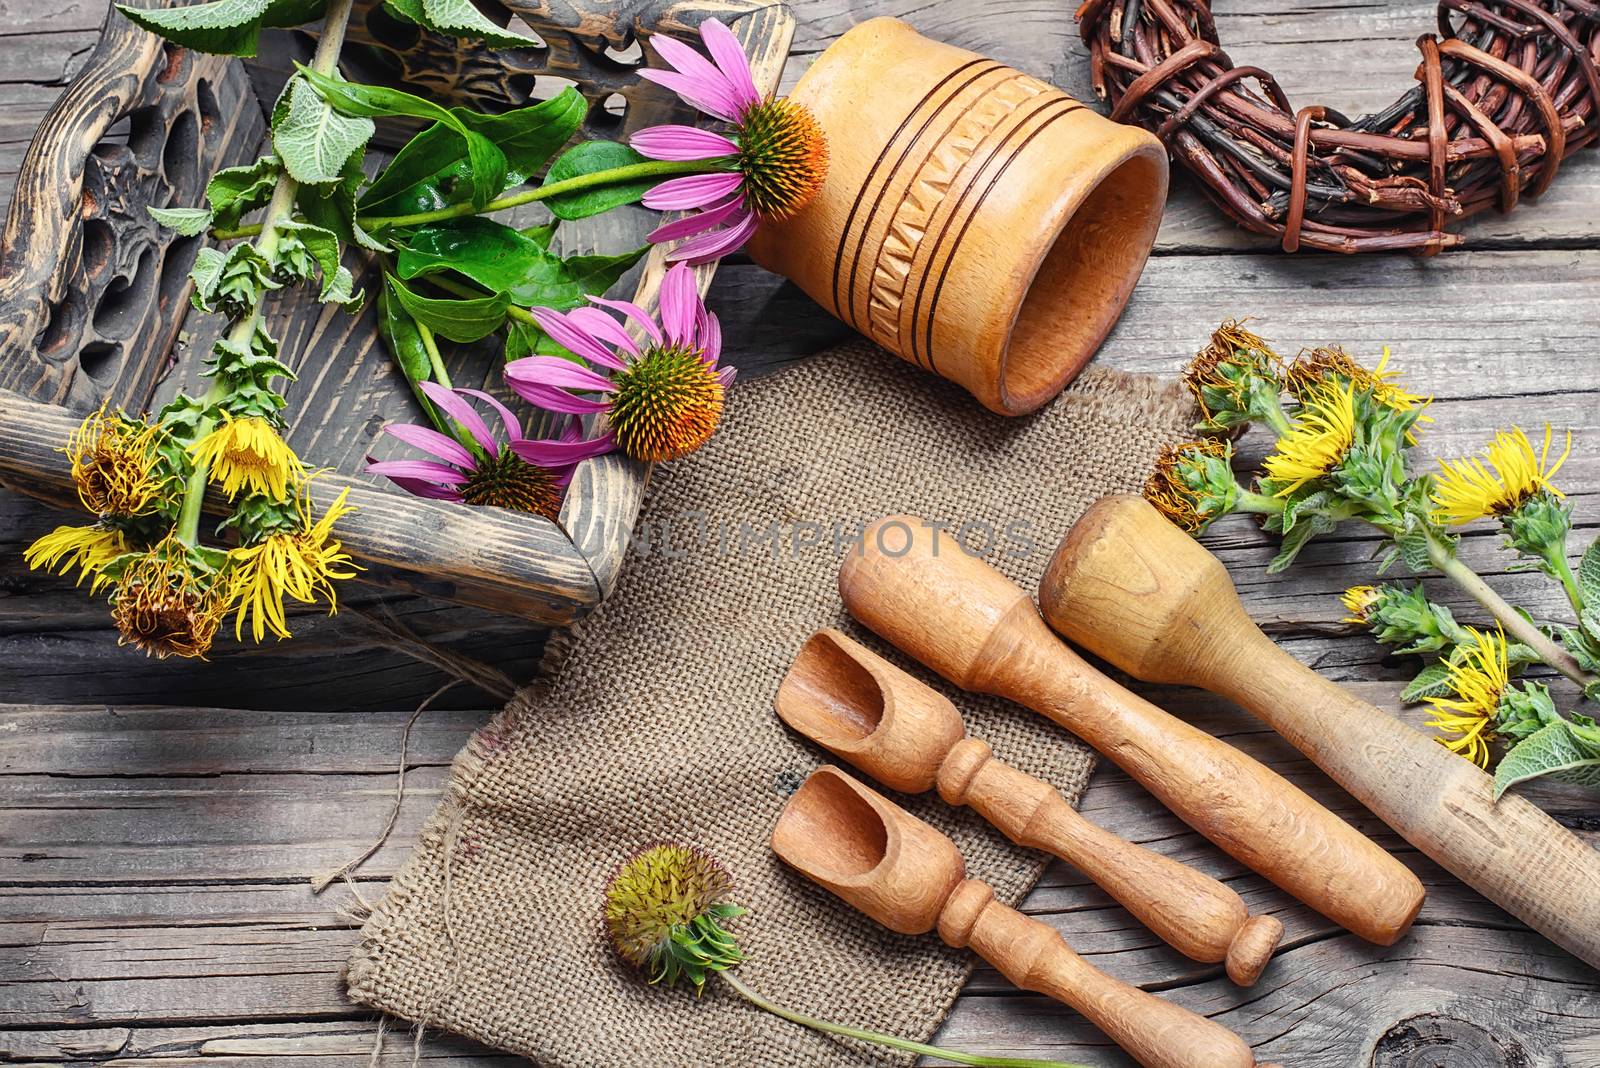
[1431,426,1572,526]
[189,413,305,501]
[66,404,167,516]
[1287,346,1430,417]
[1262,382,1358,495]
[24,524,128,592]
[1424,626,1509,768]
[227,488,358,642]
[1340,585,1380,625]
[110,538,229,660]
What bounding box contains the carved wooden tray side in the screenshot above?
[0,0,796,624]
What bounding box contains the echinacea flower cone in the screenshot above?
[743,17,1168,415]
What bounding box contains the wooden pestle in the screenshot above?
[838,515,1424,946]
[776,628,1284,984]
[771,766,1260,1068]
[1041,495,1600,970]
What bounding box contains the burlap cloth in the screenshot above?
[345,339,1194,1065]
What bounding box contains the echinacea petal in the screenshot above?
[630,124,739,161]
[455,387,524,444]
[568,306,642,357]
[509,430,619,469]
[586,296,664,345]
[636,69,742,124]
[699,18,762,116]
[376,473,467,501]
[507,382,615,415]
[418,381,499,457]
[663,209,758,265]
[506,354,619,394]
[647,194,746,244]
[645,36,742,120]
[366,459,471,485]
[381,422,478,470]
[699,308,723,367]
[657,262,701,346]
[718,365,738,388]
[641,172,745,211]
[528,308,628,371]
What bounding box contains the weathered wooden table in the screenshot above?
[4,3,1599,1065]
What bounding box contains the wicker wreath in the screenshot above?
[1077,0,1600,253]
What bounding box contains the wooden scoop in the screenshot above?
[1041,494,1600,971]
[776,628,1283,984]
[838,515,1423,946]
[771,766,1259,1068]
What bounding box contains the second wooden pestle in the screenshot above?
[837,515,1424,946]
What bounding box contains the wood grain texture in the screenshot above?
[773,766,1257,1068]
[3,2,1600,1065]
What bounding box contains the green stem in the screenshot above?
[1425,531,1593,687]
[423,274,538,328]
[1236,486,1286,517]
[1546,547,1586,620]
[217,158,724,239]
[174,0,356,545]
[717,972,1090,1068]
[415,320,452,389]
[1262,397,1295,438]
[412,319,489,459]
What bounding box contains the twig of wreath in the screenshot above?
[1077,0,1600,254]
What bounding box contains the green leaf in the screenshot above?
[377,278,432,386]
[385,273,508,343]
[359,89,584,215]
[1580,535,1600,609]
[384,0,541,48]
[1401,661,1454,703]
[297,153,387,253]
[1494,718,1600,798]
[272,76,375,185]
[543,141,657,221]
[522,221,557,249]
[505,318,578,363]
[297,67,506,209]
[395,217,645,309]
[148,206,213,236]
[276,220,361,307]
[207,156,281,229]
[117,0,325,56]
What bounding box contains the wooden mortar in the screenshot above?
[837,515,1424,946]
[775,628,1283,985]
[746,17,1169,416]
[1041,494,1600,971]
[771,766,1260,1068]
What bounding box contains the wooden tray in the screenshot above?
[0,0,794,625]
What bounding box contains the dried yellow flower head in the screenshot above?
[602,843,744,993]
[110,539,229,660]
[67,404,168,517]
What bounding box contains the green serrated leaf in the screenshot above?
[207,156,281,229]
[384,0,541,48]
[543,141,659,221]
[297,153,387,253]
[116,0,325,56]
[298,67,505,208]
[385,273,508,343]
[272,75,375,185]
[1581,536,1600,610]
[148,206,214,236]
[1401,660,1454,703]
[275,220,360,305]
[188,247,229,309]
[1494,718,1600,798]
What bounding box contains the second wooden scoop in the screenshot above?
[839,515,1424,946]
[776,628,1283,984]
[772,766,1259,1068]
[1042,495,1600,970]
